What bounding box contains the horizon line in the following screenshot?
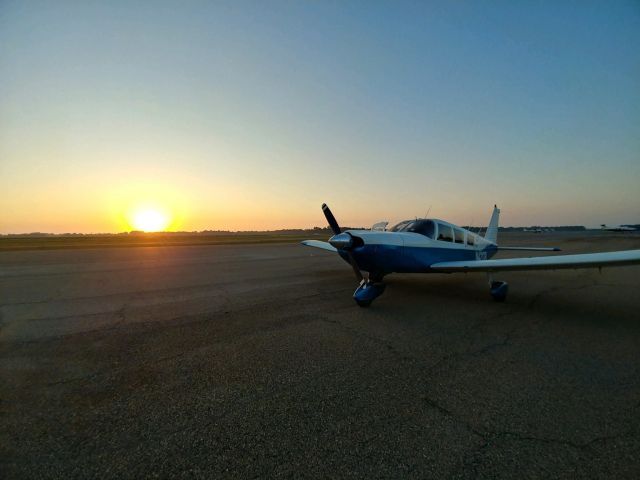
[2,224,624,236]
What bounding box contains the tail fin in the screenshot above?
[484,205,500,244]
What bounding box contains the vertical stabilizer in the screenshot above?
[484,205,500,244]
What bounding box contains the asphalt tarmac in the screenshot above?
[2,232,640,479]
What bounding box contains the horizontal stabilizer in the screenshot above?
[301,240,337,252]
[430,249,640,273]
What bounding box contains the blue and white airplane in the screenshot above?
[302,204,640,307]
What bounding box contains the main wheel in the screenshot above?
[490,281,508,302]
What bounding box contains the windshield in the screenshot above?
[389,220,414,232]
[408,220,436,238]
[389,219,436,238]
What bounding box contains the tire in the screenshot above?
[490,281,508,302]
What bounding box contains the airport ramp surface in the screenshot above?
[1,232,640,478]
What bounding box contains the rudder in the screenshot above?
[484,205,500,244]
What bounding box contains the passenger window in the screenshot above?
[466,233,475,246]
[437,224,454,242]
[454,229,464,244]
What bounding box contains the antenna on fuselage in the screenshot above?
[424,205,432,219]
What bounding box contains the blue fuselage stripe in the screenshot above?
[339,244,497,274]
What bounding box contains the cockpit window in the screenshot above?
[390,219,436,238]
[389,220,413,232]
[407,220,436,239]
[437,223,454,242]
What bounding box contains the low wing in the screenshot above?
[497,246,561,252]
[301,240,337,252]
[431,249,640,273]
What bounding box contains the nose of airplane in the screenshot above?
[328,232,353,249]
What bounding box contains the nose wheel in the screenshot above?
[353,274,386,307]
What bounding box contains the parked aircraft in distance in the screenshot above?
[523,227,543,233]
[601,224,637,232]
[302,204,640,307]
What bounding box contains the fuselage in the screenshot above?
[337,218,497,275]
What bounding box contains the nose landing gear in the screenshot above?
[353,274,386,307]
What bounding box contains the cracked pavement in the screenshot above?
[1,232,640,478]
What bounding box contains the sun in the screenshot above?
[131,208,170,232]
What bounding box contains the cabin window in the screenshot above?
[437,224,454,242]
[407,220,436,239]
[466,233,475,246]
[454,228,465,244]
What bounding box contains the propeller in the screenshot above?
[322,203,341,235]
[322,203,364,282]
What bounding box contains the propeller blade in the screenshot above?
[322,203,341,235]
[322,204,363,281]
[347,252,364,282]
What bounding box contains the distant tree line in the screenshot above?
[500,226,586,232]
[7,224,631,236]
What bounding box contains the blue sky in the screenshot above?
[1,1,638,232]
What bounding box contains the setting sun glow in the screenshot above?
[131,209,170,232]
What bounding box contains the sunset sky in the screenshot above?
[1,1,639,233]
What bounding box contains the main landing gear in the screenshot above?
[488,274,509,302]
[353,274,386,307]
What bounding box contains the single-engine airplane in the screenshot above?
[302,204,640,307]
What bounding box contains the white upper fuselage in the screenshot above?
[336,219,498,274]
[347,218,494,251]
